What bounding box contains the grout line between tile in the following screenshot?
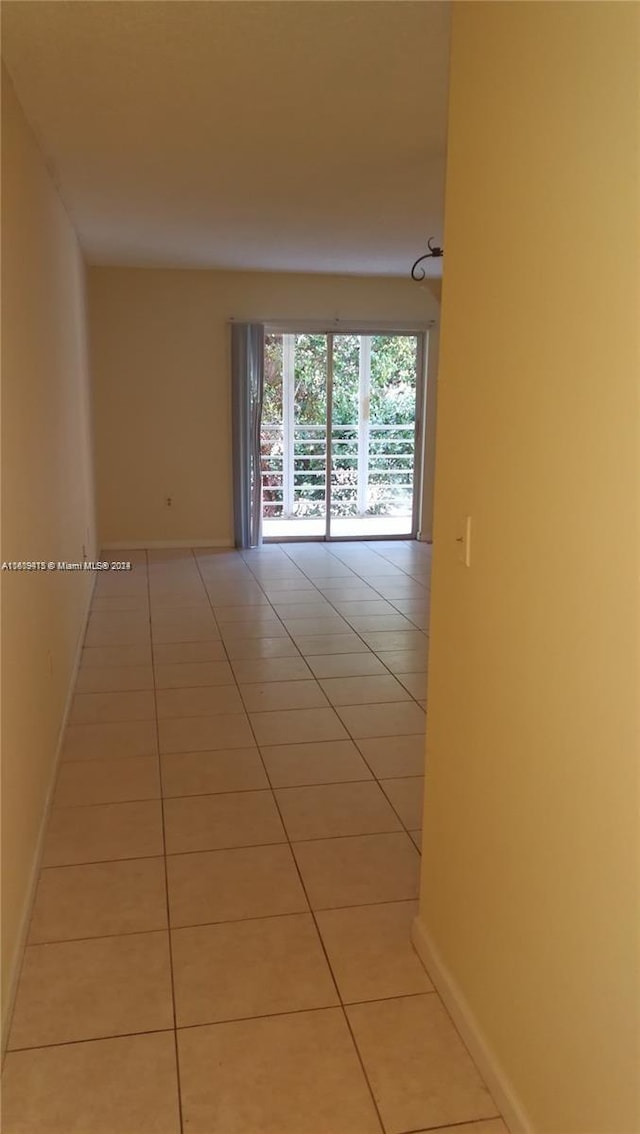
[25,894,424,946]
[146,550,185,1134]
[7,1025,176,1056]
[234,644,388,1134]
[391,1114,502,1134]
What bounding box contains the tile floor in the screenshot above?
[2,540,508,1134]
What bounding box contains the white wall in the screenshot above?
[1,66,97,1035]
[415,4,640,1132]
[87,267,439,546]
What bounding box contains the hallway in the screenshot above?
[4,540,504,1134]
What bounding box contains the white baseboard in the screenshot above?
[411,916,533,1134]
[1,572,96,1054]
[101,540,233,550]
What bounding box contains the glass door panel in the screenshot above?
[328,334,418,538]
[366,334,418,536]
[291,334,327,537]
[261,333,285,532]
[329,334,360,535]
[261,330,421,541]
[260,333,328,539]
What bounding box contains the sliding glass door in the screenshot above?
[261,330,423,540]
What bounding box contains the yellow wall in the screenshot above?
[417,4,639,1132]
[1,68,96,1033]
[88,268,439,545]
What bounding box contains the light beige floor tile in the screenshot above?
[305,652,386,679]
[1,1032,181,1134]
[81,644,153,668]
[370,583,425,600]
[150,595,210,614]
[376,649,427,675]
[149,584,207,600]
[356,735,425,778]
[75,666,154,693]
[248,568,307,582]
[53,755,160,807]
[423,1121,509,1134]
[296,634,370,656]
[231,656,312,684]
[246,565,304,579]
[333,600,397,618]
[177,1008,381,1134]
[206,587,267,606]
[270,602,334,619]
[345,615,416,634]
[276,782,401,841]
[240,679,328,712]
[42,800,163,866]
[363,630,427,653]
[152,625,220,645]
[293,832,420,909]
[92,585,148,603]
[151,613,219,644]
[283,616,351,638]
[154,660,233,688]
[214,605,279,623]
[250,707,348,746]
[167,844,308,927]
[398,671,428,698]
[153,640,227,664]
[260,587,320,602]
[69,690,155,725]
[355,564,405,578]
[172,913,338,1026]
[224,636,300,660]
[91,595,150,613]
[84,615,150,648]
[220,618,288,640]
[346,995,497,1133]
[337,702,425,739]
[158,713,254,753]
[9,932,173,1049]
[149,590,207,606]
[380,777,425,830]
[305,567,357,582]
[316,900,432,1003]
[164,790,285,853]
[85,610,151,633]
[29,858,167,943]
[156,684,244,719]
[161,748,267,796]
[390,601,430,619]
[320,674,410,707]
[404,611,429,630]
[62,719,157,762]
[316,584,380,601]
[261,739,372,788]
[150,603,215,624]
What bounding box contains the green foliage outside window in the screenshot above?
[262,333,417,519]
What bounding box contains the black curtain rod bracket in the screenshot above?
[411,237,444,281]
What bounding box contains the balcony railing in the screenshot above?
[260,423,414,519]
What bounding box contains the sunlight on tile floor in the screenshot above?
[2,541,508,1134]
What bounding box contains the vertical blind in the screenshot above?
[230,323,265,548]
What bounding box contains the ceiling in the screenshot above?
[1,1,450,277]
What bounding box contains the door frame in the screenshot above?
[262,322,432,544]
